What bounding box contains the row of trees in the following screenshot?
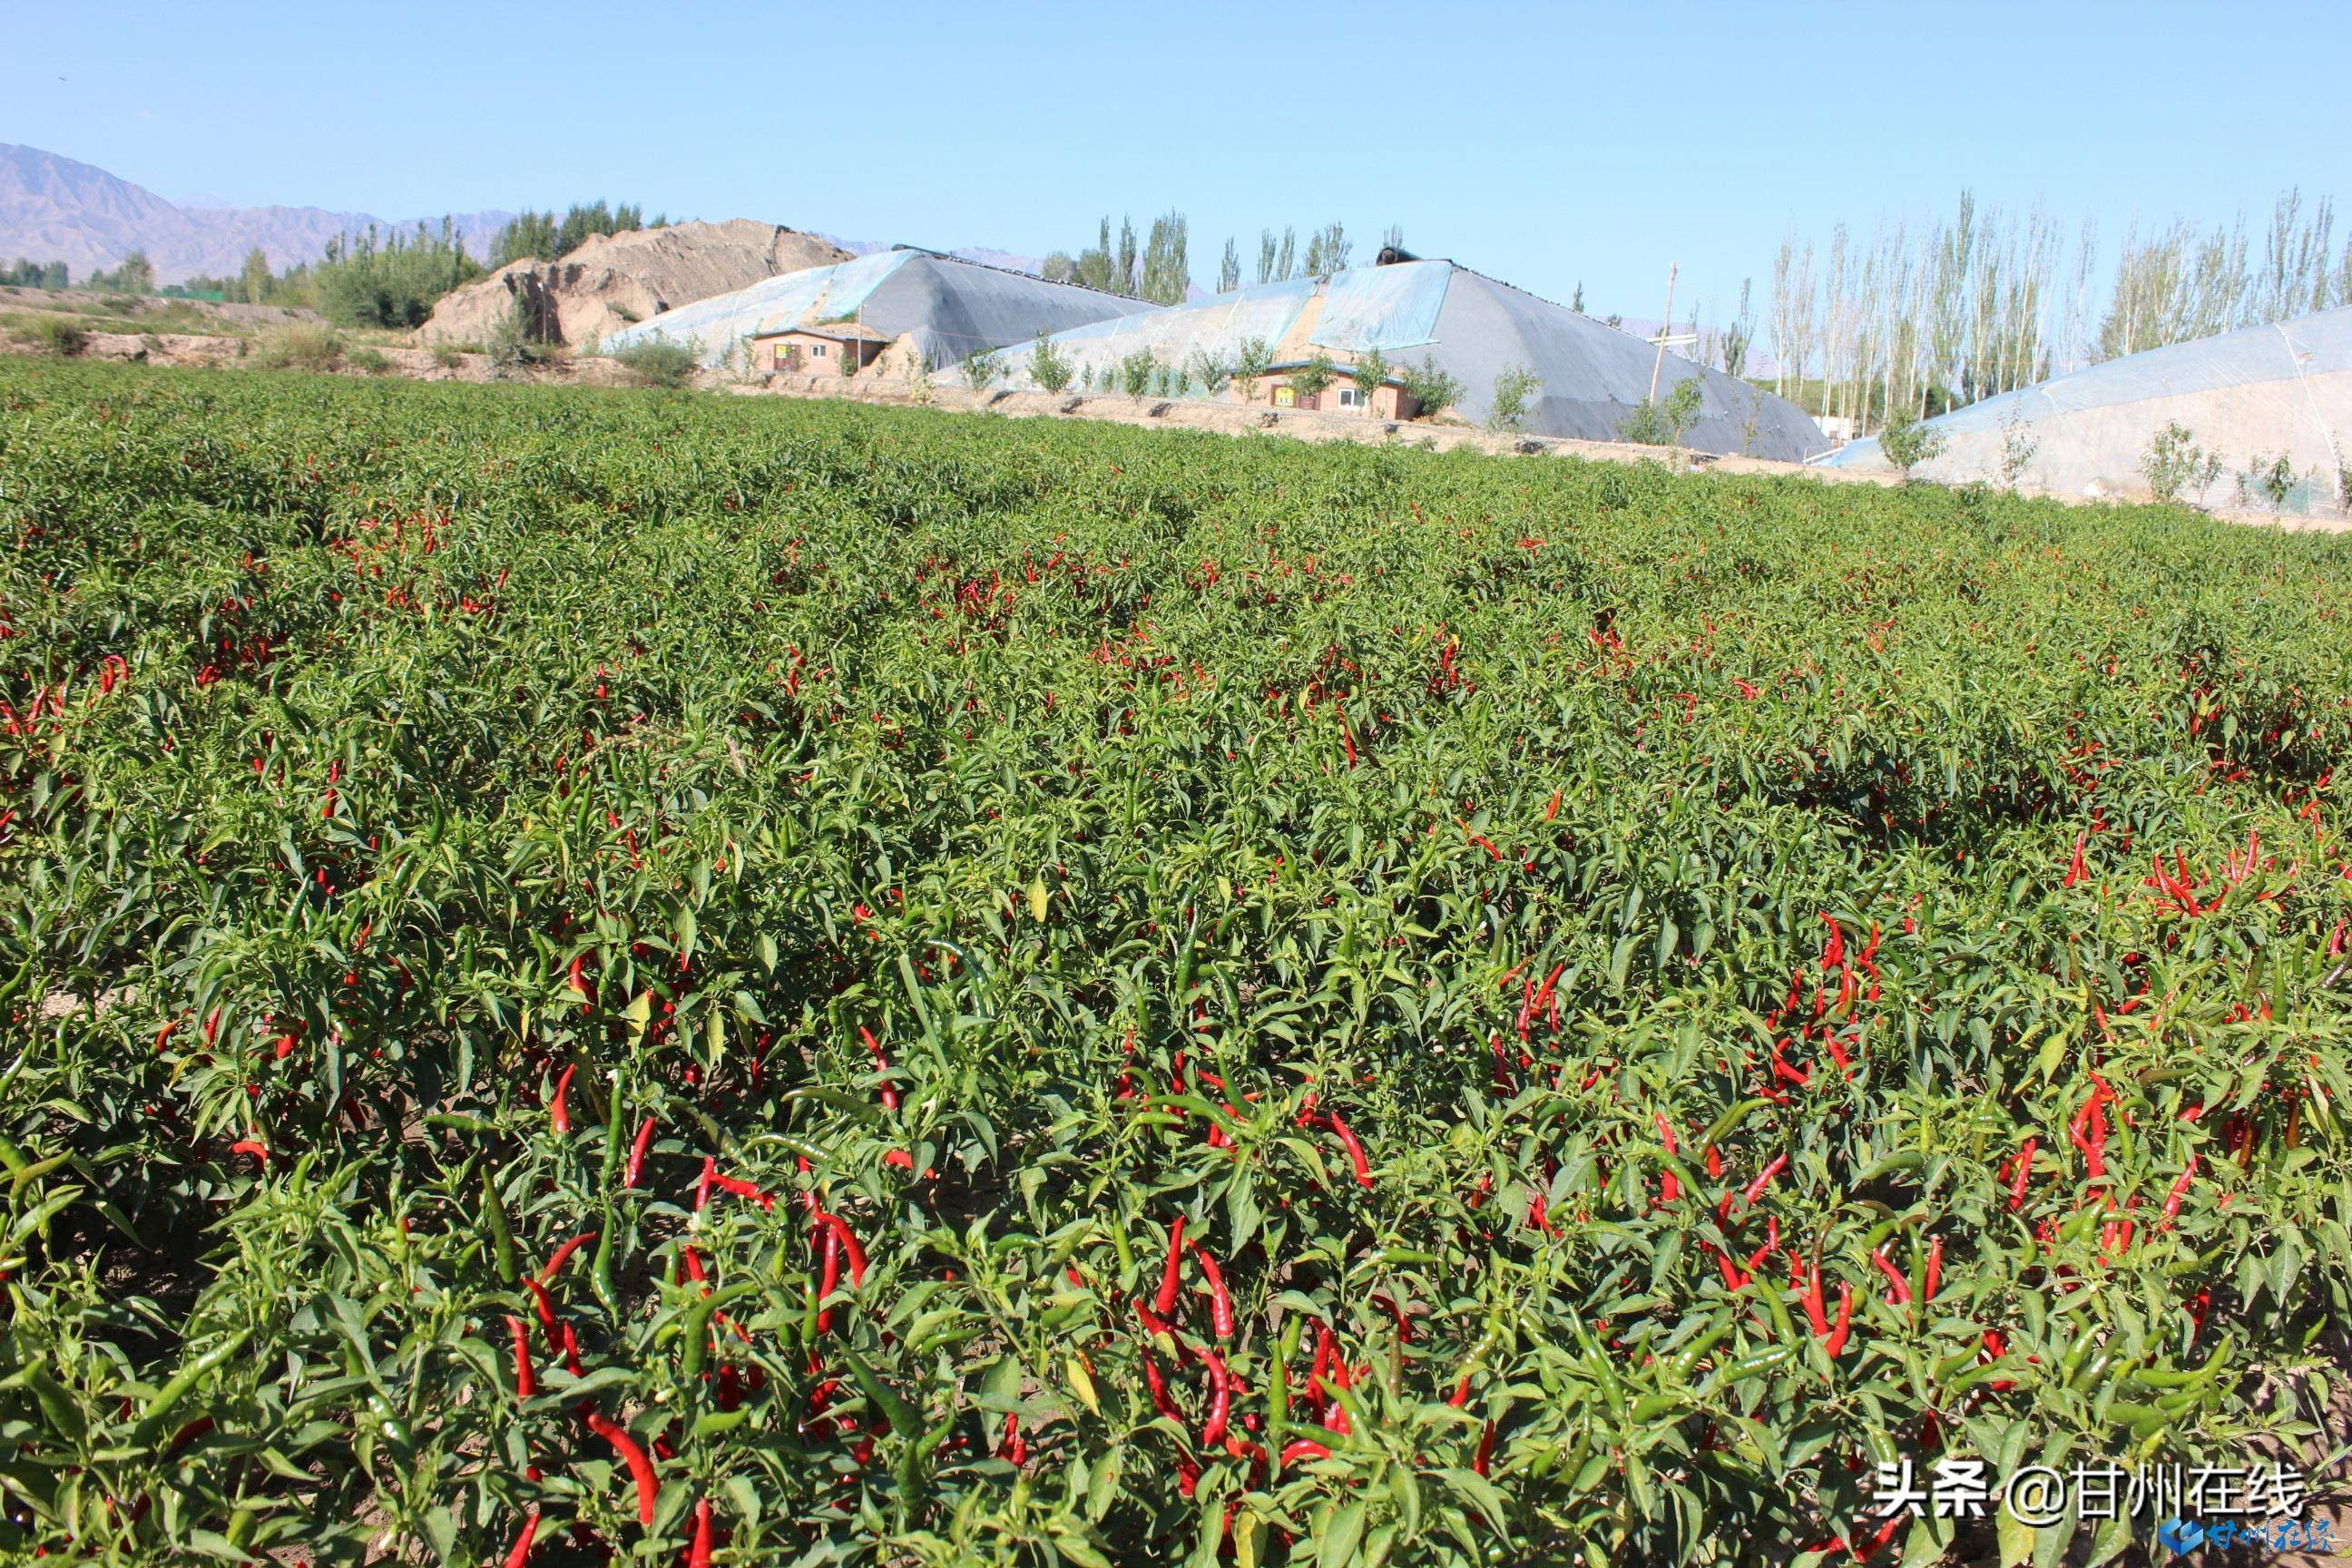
[1738,188,2348,433]
[175,201,664,328]
[4,257,72,289]
[184,222,487,328]
[1044,213,1193,304]
[486,202,668,269]
[1045,215,1393,301]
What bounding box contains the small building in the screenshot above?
[750,321,889,376]
[1250,358,1420,419]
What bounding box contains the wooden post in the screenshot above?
[1647,262,1680,406]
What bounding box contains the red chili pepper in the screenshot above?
[539,1231,598,1283]
[508,1314,536,1399]
[694,1157,716,1212]
[1922,1238,1941,1303]
[1473,1419,1496,1476]
[549,1063,575,1135]
[1324,1112,1374,1188]
[2161,1156,2198,1225]
[1134,1298,1187,1352]
[817,1211,867,1285]
[1654,1114,1682,1203]
[815,1223,841,1335]
[2006,1136,2037,1210]
[1153,1216,1186,1317]
[524,1277,559,1341]
[583,1408,658,1526]
[2064,832,2089,887]
[686,1499,713,1568]
[502,1511,539,1568]
[1704,1144,1724,1181]
[626,1115,656,1187]
[1190,1242,1235,1338]
[1802,1263,1828,1338]
[1004,1413,1027,1465]
[561,1322,583,1377]
[1871,1247,1912,1304]
[710,1171,775,1210]
[858,1024,900,1112]
[1142,1350,1183,1421]
[1824,1281,1853,1357]
[1308,1326,1335,1401]
[1740,1152,1788,1210]
[1199,1348,1232,1447]
[1280,1438,1331,1465]
[1545,787,1562,821]
[1446,1374,1471,1407]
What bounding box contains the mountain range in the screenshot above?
[0,143,514,283]
[0,143,1046,287]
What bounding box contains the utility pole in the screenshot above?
[1647,262,1693,403]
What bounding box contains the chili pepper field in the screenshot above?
[4,358,2350,1567]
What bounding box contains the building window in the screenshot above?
[1338,387,1364,409]
[811,342,828,358]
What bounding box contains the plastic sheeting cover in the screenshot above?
[985,260,1827,462]
[603,250,1154,369]
[1813,305,2352,514]
[1433,270,1828,459]
[1308,261,1450,353]
[994,278,1318,386]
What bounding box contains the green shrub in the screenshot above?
[1119,350,1157,397]
[1398,355,1463,418]
[961,349,1001,392]
[1290,352,1338,404]
[1233,336,1271,401]
[15,314,87,357]
[1877,407,1948,479]
[1186,350,1230,397]
[2141,420,2223,505]
[2239,452,2297,511]
[347,348,393,376]
[1618,378,1704,446]
[613,338,700,388]
[429,343,466,370]
[1486,364,1541,432]
[250,322,345,372]
[1028,332,1073,394]
[1348,347,1388,407]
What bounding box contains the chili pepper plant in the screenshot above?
[1,359,2348,1565]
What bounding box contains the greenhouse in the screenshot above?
[599,247,1155,371]
[1813,304,2352,514]
[976,258,1828,461]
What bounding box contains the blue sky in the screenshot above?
[8,0,2346,320]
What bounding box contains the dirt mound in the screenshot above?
[419,220,850,348]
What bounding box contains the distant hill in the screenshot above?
[0,143,512,283]
[422,220,852,347]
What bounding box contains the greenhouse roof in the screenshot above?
[601,248,1156,369]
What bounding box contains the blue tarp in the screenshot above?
[1309,260,1450,353]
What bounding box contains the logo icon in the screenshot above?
[2157,1519,2206,1556]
